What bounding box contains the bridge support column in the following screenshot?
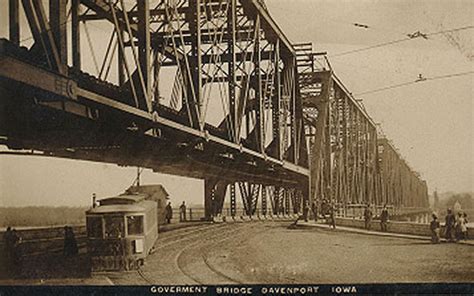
[71,0,80,70]
[49,0,68,70]
[204,179,228,221]
[137,0,151,111]
[9,0,20,45]
[261,185,267,216]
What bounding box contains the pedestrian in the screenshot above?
[321,199,327,216]
[165,202,173,224]
[3,227,14,276]
[455,212,468,241]
[445,208,456,242]
[380,205,389,232]
[462,213,469,239]
[10,229,21,276]
[364,204,373,230]
[70,227,78,255]
[430,214,440,244]
[455,212,463,241]
[179,201,187,222]
[328,203,336,229]
[64,226,78,257]
[311,200,318,222]
[303,200,310,222]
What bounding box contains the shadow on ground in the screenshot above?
[0,253,90,280]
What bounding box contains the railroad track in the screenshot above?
[135,223,235,284]
[174,226,246,285]
[155,223,225,250]
[136,222,276,285]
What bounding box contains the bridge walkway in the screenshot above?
[297,221,474,246]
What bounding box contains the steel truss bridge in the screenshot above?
[0,0,428,219]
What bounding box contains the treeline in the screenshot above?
[444,193,473,209]
[0,206,88,228]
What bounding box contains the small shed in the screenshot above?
[125,185,170,225]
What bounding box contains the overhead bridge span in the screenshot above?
[0,0,428,220]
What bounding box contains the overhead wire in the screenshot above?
[355,70,474,96]
[329,25,474,58]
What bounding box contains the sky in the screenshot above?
[0,0,473,207]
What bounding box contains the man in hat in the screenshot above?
[311,200,318,222]
[165,202,173,224]
[179,201,187,222]
[445,208,456,242]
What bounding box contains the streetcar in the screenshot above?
[86,193,159,271]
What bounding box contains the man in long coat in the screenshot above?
[445,208,456,242]
[165,202,173,224]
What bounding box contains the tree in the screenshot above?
[444,193,473,210]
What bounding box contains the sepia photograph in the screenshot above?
[0,0,473,294]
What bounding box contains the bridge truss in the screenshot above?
[296,44,429,214]
[0,0,428,219]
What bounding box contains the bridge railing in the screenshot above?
[169,206,299,223]
[334,204,430,219]
[0,225,87,258]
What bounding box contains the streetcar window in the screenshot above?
[127,215,144,236]
[87,216,103,238]
[104,216,125,238]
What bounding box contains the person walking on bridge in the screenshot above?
[311,200,318,222]
[179,201,187,222]
[165,202,173,224]
[328,203,336,229]
[380,205,389,232]
[430,214,440,244]
[303,200,310,222]
[445,208,456,242]
[3,227,14,276]
[364,204,373,230]
[455,212,467,241]
[5,229,22,277]
[462,212,469,239]
[63,226,78,257]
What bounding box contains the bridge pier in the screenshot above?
[204,179,228,221]
[204,178,229,221]
[203,180,306,221]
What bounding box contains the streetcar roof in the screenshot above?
[98,194,146,205]
[87,200,157,214]
[87,204,145,214]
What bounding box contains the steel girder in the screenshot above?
[201,180,302,219]
[0,0,309,202]
[297,44,428,213]
[0,1,429,215]
[377,138,429,209]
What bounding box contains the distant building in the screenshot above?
[125,185,170,224]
